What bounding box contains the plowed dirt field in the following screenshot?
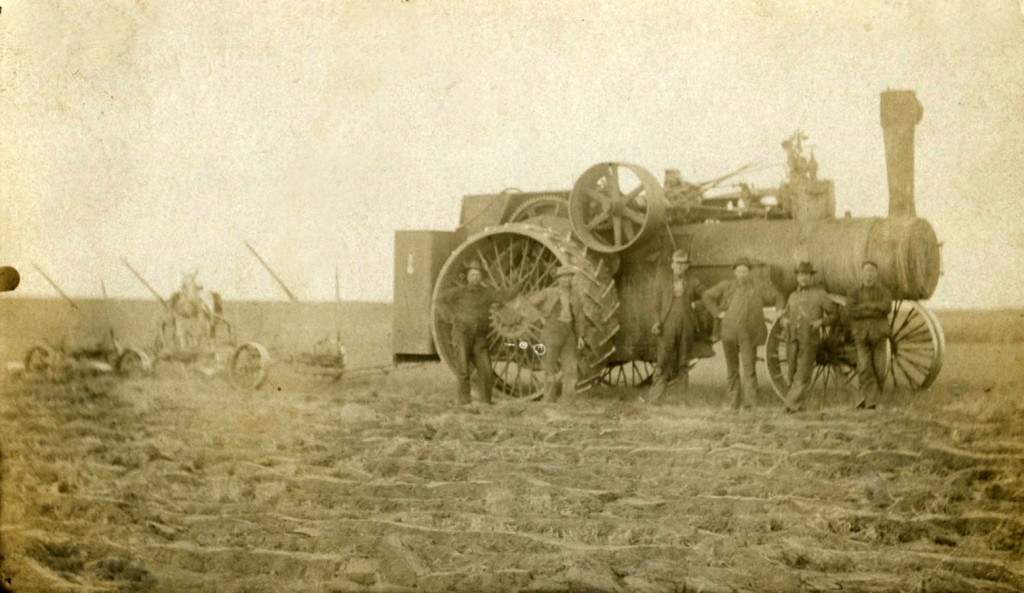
[2,342,1023,593]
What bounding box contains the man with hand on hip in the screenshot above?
[702,257,786,411]
[780,261,837,413]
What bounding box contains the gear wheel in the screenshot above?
[505,195,569,223]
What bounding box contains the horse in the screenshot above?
[167,271,223,352]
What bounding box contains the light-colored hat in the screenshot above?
[795,261,816,275]
[464,259,484,272]
[733,257,754,270]
[671,250,691,264]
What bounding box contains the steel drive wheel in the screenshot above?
[887,300,943,391]
[431,220,620,400]
[568,162,667,253]
[229,342,270,390]
[765,295,888,408]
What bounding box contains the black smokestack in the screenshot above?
[880,90,923,218]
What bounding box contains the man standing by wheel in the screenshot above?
[648,250,706,404]
[780,262,837,413]
[527,265,587,403]
[437,259,526,405]
[846,261,893,410]
[702,257,786,411]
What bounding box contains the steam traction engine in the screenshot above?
[393,90,943,402]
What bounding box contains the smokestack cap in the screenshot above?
[880,90,923,127]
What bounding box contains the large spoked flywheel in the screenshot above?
[568,162,667,253]
[431,221,621,400]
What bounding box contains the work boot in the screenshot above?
[692,341,715,359]
[667,374,690,405]
[541,379,560,403]
[456,383,472,405]
[647,378,667,405]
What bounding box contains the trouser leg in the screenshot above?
[471,333,493,404]
[650,328,677,403]
[541,324,568,402]
[785,339,798,385]
[738,334,759,408]
[855,335,881,407]
[784,340,817,411]
[452,330,473,404]
[722,338,741,409]
[673,334,691,398]
[559,331,578,403]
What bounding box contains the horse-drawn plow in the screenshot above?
[19,330,152,382]
[231,337,393,391]
[118,262,390,391]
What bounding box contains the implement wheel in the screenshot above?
[229,342,270,390]
[116,348,152,377]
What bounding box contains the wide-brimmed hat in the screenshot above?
[732,257,754,270]
[554,265,575,278]
[463,259,484,272]
[794,261,816,275]
[671,250,691,264]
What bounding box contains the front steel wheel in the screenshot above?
[765,295,888,407]
[887,300,944,392]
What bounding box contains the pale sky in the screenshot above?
[1,0,1022,308]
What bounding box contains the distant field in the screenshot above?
[933,309,1024,344]
[0,298,392,368]
[0,299,1020,367]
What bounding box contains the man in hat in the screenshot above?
[437,259,528,404]
[648,250,707,404]
[780,261,837,412]
[526,264,587,402]
[702,257,786,410]
[845,261,893,410]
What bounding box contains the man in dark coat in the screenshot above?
[437,259,526,404]
[648,250,706,404]
[846,261,893,409]
[702,257,786,410]
[780,261,837,412]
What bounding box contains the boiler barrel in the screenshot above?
[677,217,940,299]
[612,216,940,362]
